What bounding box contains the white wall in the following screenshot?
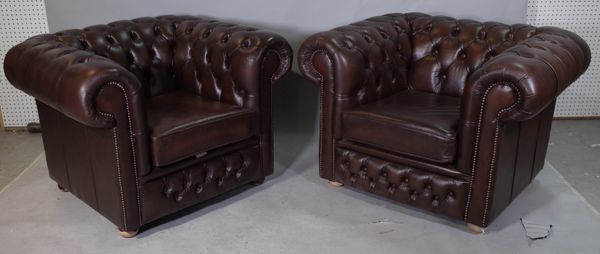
[45,0,528,55]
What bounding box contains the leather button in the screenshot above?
[388,186,396,194]
[175,193,184,202]
[164,185,174,197]
[195,184,203,194]
[343,40,354,49]
[404,178,409,183]
[240,38,252,48]
[448,191,454,197]
[426,23,433,32]
[186,27,194,35]
[432,199,440,207]
[202,29,211,38]
[235,170,242,179]
[369,181,376,189]
[381,173,388,179]
[410,192,417,200]
[221,33,231,43]
[217,177,224,187]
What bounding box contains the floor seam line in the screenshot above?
[546,160,600,216]
[0,152,44,195]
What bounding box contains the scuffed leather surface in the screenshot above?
[342,90,460,163]
[335,148,468,220]
[299,12,590,228]
[141,145,261,224]
[147,91,257,166]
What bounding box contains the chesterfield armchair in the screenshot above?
[4,16,291,237]
[299,13,590,232]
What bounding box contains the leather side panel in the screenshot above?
[532,102,555,178]
[37,101,70,190]
[487,121,519,221]
[511,113,542,199]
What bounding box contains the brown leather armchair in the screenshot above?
[4,16,292,237]
[298,13,590,232]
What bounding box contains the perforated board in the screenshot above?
[527,0,600,117]
[0,0,48,127]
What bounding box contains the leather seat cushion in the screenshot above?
[342,90,460,164]
[147,91,257,166]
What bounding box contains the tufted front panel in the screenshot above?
[141,145,261,224]
[404,13,538,97]
[335,148,469,220]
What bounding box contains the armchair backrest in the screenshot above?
[51,16,273,107]
[53,16,192,97]
[404,13,538,97]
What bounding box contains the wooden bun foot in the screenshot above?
[328,181,343,187]
[57,184,69,192]
[118,228,139,238]
[249,178,265,186]
[467,223,485,234]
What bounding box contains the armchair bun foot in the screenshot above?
[467,223,485,234]
[118,229,139,238]
[57,184,68,192]
[249,178,266,186]
[328,181,344,187]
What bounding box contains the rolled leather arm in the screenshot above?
[461,27,590,122]
[4,34,143,128]
[298,14,413,101]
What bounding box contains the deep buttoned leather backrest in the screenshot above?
[51,15,274,106]
[54,16,196,97]
[404,13,538,97]
[172,20,268,106]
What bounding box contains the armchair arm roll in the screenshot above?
[298,14,412,104]
[458,27,590,227]
[461,27,590,123]
[4,34,143,128]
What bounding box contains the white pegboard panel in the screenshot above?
[527,0,600,117]
[0,0,48,127]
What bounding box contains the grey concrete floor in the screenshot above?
[546,120,600,211]
[0,130,43,190]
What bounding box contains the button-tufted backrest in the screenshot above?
[52,15,272,106]
[172,20,265,106]
[54,16,196,97]
[404,13,538,97]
